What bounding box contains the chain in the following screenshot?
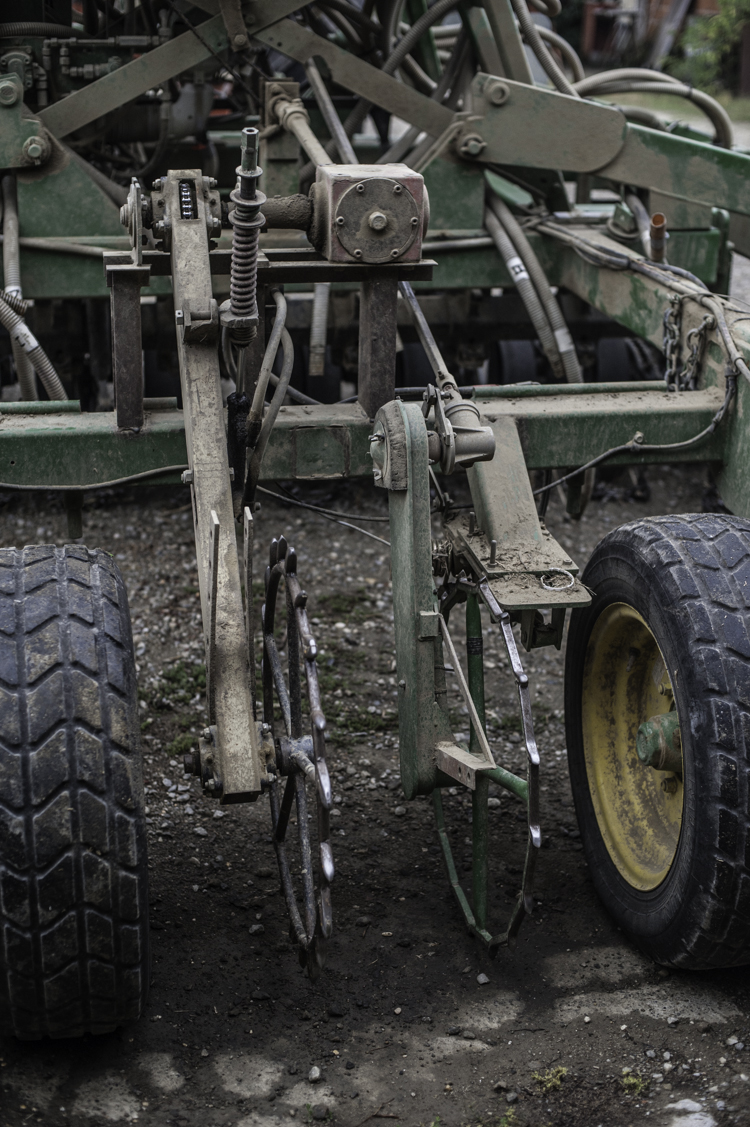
[663,295,715,391]
[663,294,682,389]
[680,314,715,391]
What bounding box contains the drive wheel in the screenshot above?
[0,545,149,1038]
[565,514,750,969]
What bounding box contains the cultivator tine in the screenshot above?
[478,578,543,947]
[262,541,334,977]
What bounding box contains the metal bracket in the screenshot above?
[219,0,250,50]
[179,298,220,344]
[435,613,493,779]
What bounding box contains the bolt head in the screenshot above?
[390,249,399,258]
[353,249,362,258]
[336,216,345,226]
[393,184,402,194]
[486,80,510,106]
[25,141,42,160]
[368,211,387,231]
[233,32,247,47]
[0,81,18,106]
[203,727,212,741]
[356,182,365,193]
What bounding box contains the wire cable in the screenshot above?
[532,374,736,497]
[258,485,391,546]
[0,465,189,493]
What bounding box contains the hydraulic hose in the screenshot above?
[244,328,294,509]
[0,294,67,401]
[573,70,733,148]
[536,25,585,83]
[488,194,583,382]
[300,0,461,179]
[625,192,653,259]
[309,282,331,382]
[0,23,80,37]
[377,28,469,165]
[2,176,37,401]
[485,208,565,382]
[510,0,578,96]
[246,289,287,448]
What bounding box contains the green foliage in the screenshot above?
[532,1065,568,1093]
[162,661,206,691]
[620,1071,649,1094]
[166,732,198,757]
[315,587,367,619]
[667,0,750,92]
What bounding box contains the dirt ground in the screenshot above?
[1,456,749,1127]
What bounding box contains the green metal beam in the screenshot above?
[598,125,750,220]
[0,390,727,492]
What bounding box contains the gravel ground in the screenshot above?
[1,457,750,1127]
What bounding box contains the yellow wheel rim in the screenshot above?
[581,603,683,890]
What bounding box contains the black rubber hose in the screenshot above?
[0,23,81,37]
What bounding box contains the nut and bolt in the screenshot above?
[459,134,486,158]
[485,79,510,106]
[661,776,679,795]
[0,79,19,106]
[23,136,45,162]
[203,727,212,741]
[180,468,193,485]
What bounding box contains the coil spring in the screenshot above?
[229,190,265,348]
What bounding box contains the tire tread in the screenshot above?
[0,546,148,1038]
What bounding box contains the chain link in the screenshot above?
[680,314,715,391]
[663,295,715,391]
[663,295,682,389]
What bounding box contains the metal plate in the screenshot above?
[334,178,419,264]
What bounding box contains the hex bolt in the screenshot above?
[203,726,212,741]
[368,211,387,231]
[662,776,679,795]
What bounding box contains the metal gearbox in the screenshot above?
[312,164,428,264]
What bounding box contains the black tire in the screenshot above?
[565,514,750,969]
[0,545,149,1038]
